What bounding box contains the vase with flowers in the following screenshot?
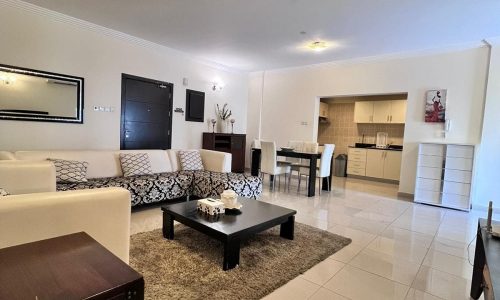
[216,103,232,133]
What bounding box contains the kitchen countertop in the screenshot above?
[348,144,403,151]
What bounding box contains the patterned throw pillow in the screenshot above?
[0,187,9,197]
[178,150,204,171]
[119,153,154,177]
[48,158,89,183]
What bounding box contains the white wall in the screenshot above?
[474,45,500,209]
[247,48,489,196]
[0,1,248,151]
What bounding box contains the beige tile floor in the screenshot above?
[131,176,491,300]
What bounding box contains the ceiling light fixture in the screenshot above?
[308,41,328,52]
[0,72,16,85]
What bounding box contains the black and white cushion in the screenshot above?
[48,158,89,183]
[119,153,154,177]
[178,151,204,171]
[0,187,9,197]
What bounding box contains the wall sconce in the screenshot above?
[212,80,224,91]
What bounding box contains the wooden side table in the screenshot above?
[0,232,144,300]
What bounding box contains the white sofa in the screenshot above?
[2,149,263,206]
[0,161,131,263]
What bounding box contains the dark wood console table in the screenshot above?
[0,232,144,300]
[471,218,500,299]
[203,132,246,173]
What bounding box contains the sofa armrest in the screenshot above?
[199,149,232,173]
[0,161,56,194]
[0,187,131,263]
[0,151,15,160]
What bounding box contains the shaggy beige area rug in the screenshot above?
[130,223,351,300]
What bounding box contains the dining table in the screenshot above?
[250,148,334,197]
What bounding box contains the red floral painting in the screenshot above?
[425,89,446,123]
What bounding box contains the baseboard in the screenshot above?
[347,175,399,185]
[397,192,414,201]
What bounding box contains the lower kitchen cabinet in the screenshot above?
[348,148,402,181]
[366,149,402,181]
[365,150,384,178]
[384,150,403,180]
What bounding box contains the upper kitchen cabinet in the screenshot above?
[319,102,329,118]
[372,101,392,123]
[353,101,374,123]
[390,100,407,123]
[354,100,407,124]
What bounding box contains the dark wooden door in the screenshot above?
[121,74,173,149]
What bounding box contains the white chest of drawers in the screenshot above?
[415,143,474,211]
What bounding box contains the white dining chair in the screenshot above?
[289,141,319,190]
[285,140,304,171]
[261,141,291,191]
[298,144,335,195]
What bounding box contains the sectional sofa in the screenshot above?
[1,149,262,207]
[0,160,131,262]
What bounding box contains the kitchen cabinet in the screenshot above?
[347,148,367,176]
[354,100,407,124]
[365,149,402,180]
[390,100,407,123]
[319,102,329,118]
[353,101,373,123]
[348,148,402,181]
[372,101,392,123]
[365,149,384,178]
[384,150,402,180]
[415,143,474,211]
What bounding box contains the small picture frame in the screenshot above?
[425,89,446,123]
[185,89,205,122]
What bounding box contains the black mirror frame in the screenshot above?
[0,64,84,124]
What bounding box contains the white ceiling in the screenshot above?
[23,0,500,72]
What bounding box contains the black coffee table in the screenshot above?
[161,198,296,270]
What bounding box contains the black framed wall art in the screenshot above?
[185,89,205,122]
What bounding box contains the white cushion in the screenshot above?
[119,153,153,177]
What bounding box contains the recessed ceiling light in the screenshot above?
[307,41,328,51]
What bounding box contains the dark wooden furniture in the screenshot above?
[202,132,246,173]
[121,73,173,149]
[250,148,334,197]
[0,232,144,300]
[471,218,500,299]
[185,89,205,122]
[162,198,296,270]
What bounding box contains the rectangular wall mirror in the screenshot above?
[0,64,84,123]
